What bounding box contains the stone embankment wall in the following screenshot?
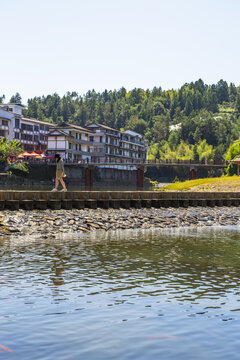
[0,191,239,210]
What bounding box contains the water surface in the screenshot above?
[1,227,240,359]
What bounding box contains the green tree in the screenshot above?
[168,131,179,150]
[197,140,214,162]
[0,138,23,161]
[9,92,22,104]
[203,88,218,112]
[132,119,147,135]
[235,93,240,112]
[216,79,229,104]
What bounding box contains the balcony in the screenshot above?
[0,125,8,131]
[90,150,105,155]
[120,139,145,146]
[106,131,120,138]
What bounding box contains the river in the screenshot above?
[1,227,240,359]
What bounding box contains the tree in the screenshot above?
[229,83,237,102]
[203,88,218,112]
[168,131,179,150]
[216,79,229,104]
[9,92,22,104]
[184,95,193,116]
[197,140,214,162]
[0,138,23,162]
[235,93,240,112]
[132,119,147,135]
[225,139,240,161]
[176,141,193,160]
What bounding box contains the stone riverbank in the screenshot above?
[1,206,240,238]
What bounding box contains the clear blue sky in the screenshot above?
[1,0,239,103]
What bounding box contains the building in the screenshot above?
[86,124,147,163]
[47,122,148,163]
[47,124,97,161]
[86,123,120,162]
[119,130,147,162]
[0,106,15,140]
[0,104,148,161]
[0,104,55,152]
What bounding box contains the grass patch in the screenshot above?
[161,175,240,191]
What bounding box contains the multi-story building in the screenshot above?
[47,122,147,163]
[0,106,15,140]
[0,104,148,161]
[0,104,55,152]
[119,130,147,162]
[86,123,120,162]
[47,124,99,161]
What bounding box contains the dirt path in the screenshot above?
[185,180,240,192]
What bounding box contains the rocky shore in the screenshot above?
[1,206,240,238]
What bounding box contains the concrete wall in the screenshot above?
[0,190,239,210]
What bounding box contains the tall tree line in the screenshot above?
[4,79,240,162]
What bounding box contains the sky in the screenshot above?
[1,0,240,103]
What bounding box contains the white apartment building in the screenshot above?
[0,107,15,139]
[86,124,147,163]
[0,104,55,152]
[47,123,148,163]
[0,104,148,161]
[120,130,147,161]
[47,124,99,161]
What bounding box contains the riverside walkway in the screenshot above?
[0,190,238,210]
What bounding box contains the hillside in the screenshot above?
[2,79,240,167]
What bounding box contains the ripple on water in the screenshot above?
[1,227,240,359]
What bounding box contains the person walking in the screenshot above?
[51,154,67,192]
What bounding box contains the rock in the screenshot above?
[78,226,91,233]
[87,223,100,229]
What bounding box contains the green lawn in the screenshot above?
[161,176,240,191]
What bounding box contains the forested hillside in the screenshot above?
[2,79,240,163]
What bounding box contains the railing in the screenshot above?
[24,157,227,167]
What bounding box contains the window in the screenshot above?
[40,125,44,131]
[69,131,72,136]
[76,133,78,139]
[34,125,39,131]
[34,135,39,142]
[2,120,8,126]
[21,134,33,141]
[75,144,78,150]
[15,119,20,128]
[22,124,33,131]
[69,143,72,149]
[90,136,94,142]
[40,134,44,141]
[79,134,81,140]
[15,132,20,139]
[85,133,88,137]
[100,136,102,143]
[45,126,49,132]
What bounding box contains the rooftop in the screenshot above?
[87,123,119,132]
[0,103,25,108]
[53,123,94,134]
[21,117,56,127]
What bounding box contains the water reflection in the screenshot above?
[1,228,240,359]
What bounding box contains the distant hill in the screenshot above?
[3,79,240,163]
